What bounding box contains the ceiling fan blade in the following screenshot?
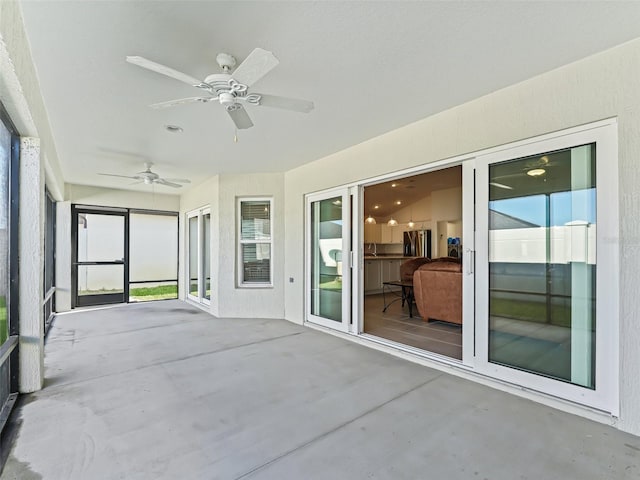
[126,56,202,86]
[254,93,314,113]
[227,106,254,130]
[163,178,191,183]
[231,48,279,87]
[155,179,182,188]
[98,173,139,180]
[150,97,214,109]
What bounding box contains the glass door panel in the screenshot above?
[188,215,199,299]
[475,122,618,412]
[487,144,595,388]
[187,207,211,305]
[73,208,128,307]
[307,190,351,332]
[203,213,211,300]
[77,264,124,296]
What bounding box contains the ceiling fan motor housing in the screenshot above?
[219,92,236,107]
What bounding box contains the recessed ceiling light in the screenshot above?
[527,168,546,177]
[374,205,380,209]
[489,182,514,190]
[391,183,398,188]
[165,125,183,133]
[396,201,402,205]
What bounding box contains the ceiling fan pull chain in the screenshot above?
[234,128,238,143]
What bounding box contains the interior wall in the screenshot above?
[283,38,640,434]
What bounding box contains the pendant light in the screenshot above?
[387,218,398,226]
[365,215,377,224]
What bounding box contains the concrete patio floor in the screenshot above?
[1,300,639,479]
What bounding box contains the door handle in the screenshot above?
[465,249,475,275]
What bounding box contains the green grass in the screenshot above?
[130,284,178,301]
[490,297,571,327]
[319,279,342,291]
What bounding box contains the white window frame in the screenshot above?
[237,197,273,288]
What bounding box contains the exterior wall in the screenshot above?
[283,39,640,434]
[1,1,65,392]
[66,184,180,211]
[179,173,285,319]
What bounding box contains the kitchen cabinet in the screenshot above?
[380,225,403,244]
[364,258,402,293]
[364,260,381,292]
[364,223,381,244]
[381,259,401,283]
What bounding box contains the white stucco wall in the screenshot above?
[66,183,180,211]
[179,173,285,319]
[1,1,66,392]
[283,39,640,434]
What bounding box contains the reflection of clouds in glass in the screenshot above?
[491,189,596,228]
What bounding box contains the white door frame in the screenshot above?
[305,187,353,332]
[186,206,211,306]
[473,120,619,414]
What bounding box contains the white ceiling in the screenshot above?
[365,167,462,219]
[19,1,640,195]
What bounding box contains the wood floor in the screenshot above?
[363,293,462,360]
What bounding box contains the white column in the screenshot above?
[19,137,44,392]
[55,201,72,312]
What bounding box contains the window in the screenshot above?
[238,198,273,287]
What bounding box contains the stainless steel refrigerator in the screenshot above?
[403,230,432,258]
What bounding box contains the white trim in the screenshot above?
[236,197,274,288]
[461,159,476,366]
[186,206,211,305]
[305,188,351,332]
[474,120,619,414]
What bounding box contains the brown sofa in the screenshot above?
[413,257,462,325]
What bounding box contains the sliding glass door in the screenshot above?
[306,189,352,332]
[474,122,618,412]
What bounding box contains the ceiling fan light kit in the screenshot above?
[126,47,314,131]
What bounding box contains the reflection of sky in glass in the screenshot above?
[490,189,596,227]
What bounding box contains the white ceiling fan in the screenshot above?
[126,48,314,130]
[98,162,190,188]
